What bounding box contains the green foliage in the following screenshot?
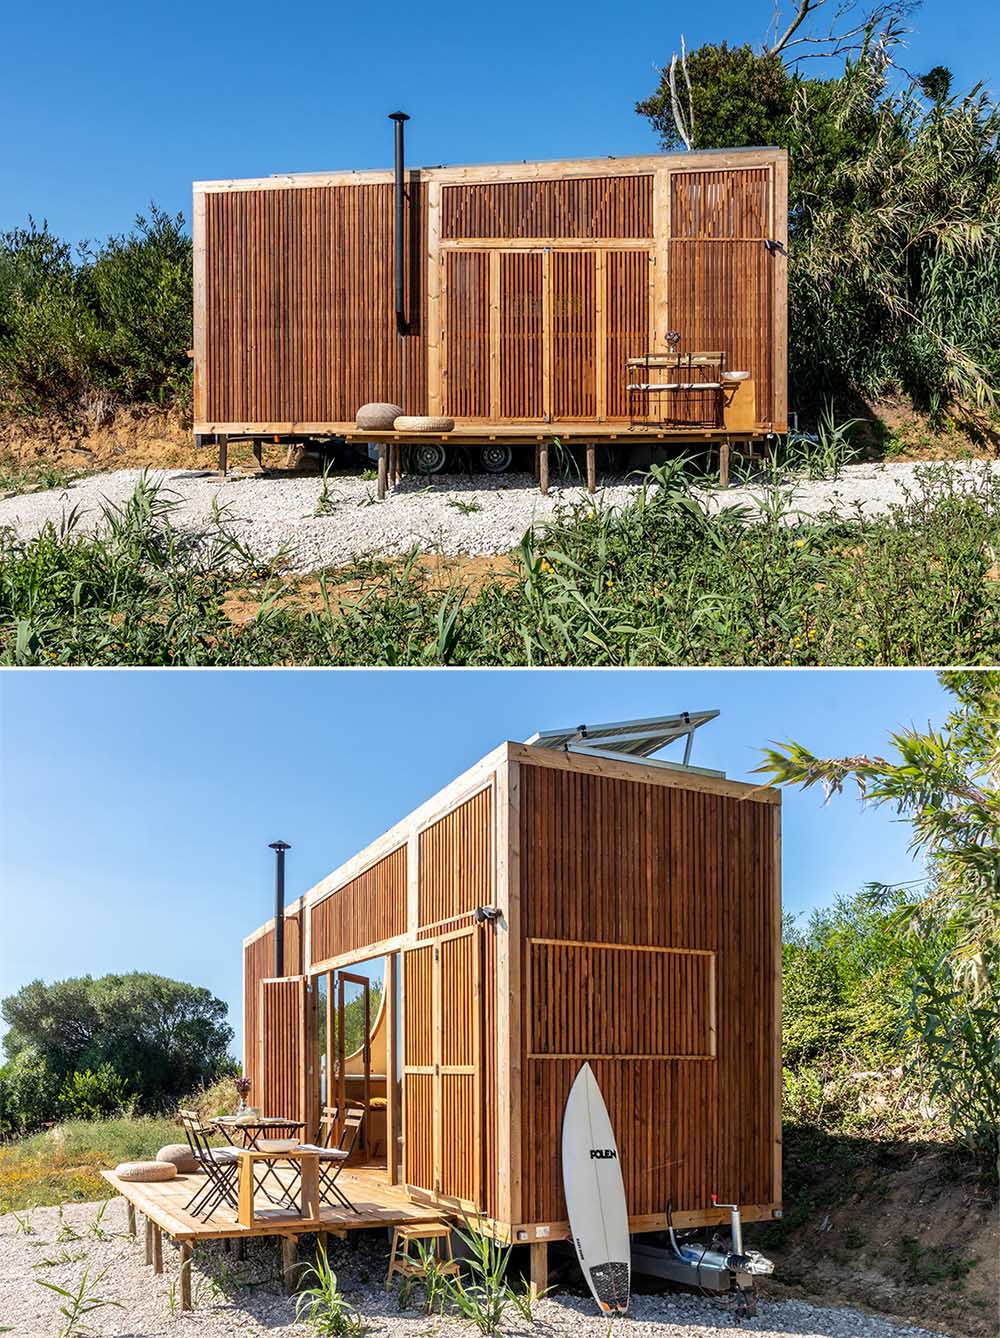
[0,1045,65,1138]
[761,672,1000,1159]
[1,463,998,666]
[59,1065,131,1121]
[1,969,233,1131]
[437,1219,520,1337]
[295,1244,368,1337]
[0,208,191,421]
[35,1264,124,1338]
[636,41,1000,418]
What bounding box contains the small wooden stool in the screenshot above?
[385,1224,458,1290]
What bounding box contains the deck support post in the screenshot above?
[144,1217,153,1266]
[152,1224,163,1274]
[235,1237,246,1262]
[536,442,550,496]
[282,1235,301,1295]
[719,439,730,488]
[180,1242,193,1311]
[126,1202,136,1237]
[377,442,388,500]
[529,1241,549,1299]
[252,440,263,471]
[585,443,597,495]
[218,434,229,477]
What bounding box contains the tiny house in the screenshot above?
[195,137,788,485]
[242,715,782,1270]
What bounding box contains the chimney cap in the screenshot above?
[388,110,411,122]
[268,840,291,851]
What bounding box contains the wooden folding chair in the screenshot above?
[295,1106,365,1212]
[179,1110,240,1220]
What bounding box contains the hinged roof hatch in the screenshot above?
[524,711,722,776]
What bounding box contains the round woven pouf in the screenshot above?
[355,402,403,430]
[393,415,455,433]
[115,1160,178,1183]
[156,1143,199,1175]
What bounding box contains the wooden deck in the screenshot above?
[100,1165,445,1242]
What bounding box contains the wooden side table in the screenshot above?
[236,1148,321,1227]
[385,1223,458,1290]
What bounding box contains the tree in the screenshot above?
[1,972,234,1119]
[756,671,1000,1161]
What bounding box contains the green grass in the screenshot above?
[0,460,78,496]
[0,1116,180,1213]
[1,460,998,665]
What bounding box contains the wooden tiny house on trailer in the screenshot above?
[242,717,782,1284]
[194,139,788,490]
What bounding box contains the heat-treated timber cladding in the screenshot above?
[528,942,714,1058]
[668,168,776,426]
[499,251,544,418]
[310,847,407,965]
[518,763,778,1223]
[418,787,493,928]
[443,251,490,419]
[552,251,597,418]
[605,249,649,417]
[243,913,302,1097]
[441,175,654,239]
[259,976,309,1124]
[201,182,427,426]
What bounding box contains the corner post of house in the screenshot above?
[495,748,522,1229]
[529,1240,549,1299]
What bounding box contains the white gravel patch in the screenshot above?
[0,461,996,574]
[0,1199,943,1338]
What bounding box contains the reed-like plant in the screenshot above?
[294,1244,368,1338]
[35,1265,124,1338]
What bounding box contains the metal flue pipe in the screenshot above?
[389,111,410,335]
[268,841,291,976]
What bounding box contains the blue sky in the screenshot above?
[0,669,950,1060]
[2,1,992,244]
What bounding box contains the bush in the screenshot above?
[59,1065,131,1121]
[0,208,192,421]
[0,1047,64,1139]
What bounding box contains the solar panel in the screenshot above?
[524,711,721,775]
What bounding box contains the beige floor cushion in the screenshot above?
[356,402,403,430]
[156,1143,199,1174]
[393,415,455,433]
[115,1160,178,1182]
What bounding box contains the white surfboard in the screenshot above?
[561,1062,631,1314]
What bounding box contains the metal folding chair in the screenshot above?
[179,1110,240,1220]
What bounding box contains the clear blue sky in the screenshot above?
[0,669,950,1060]
[2,1,992,244]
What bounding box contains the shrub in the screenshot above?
[59,1065,130,1121]
[0,1047,64,1138]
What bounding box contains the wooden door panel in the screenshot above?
[403,945,435,1192]
[258,976,309,1124]
[443,251,490,418]
[605,250,651,418]
[667,167,777,426]
[551,250,596,418]
[499,252,544,419]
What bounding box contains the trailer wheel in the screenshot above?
[479,444,513,474]
[408,442,448,475]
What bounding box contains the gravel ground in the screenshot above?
[0,461,997,573]
[1,1199,945,1338]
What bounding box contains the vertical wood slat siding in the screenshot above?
[258,976,307,1124]
[443,251,490,418]
[668,168,776,426]
[203,181,427,425]
[403,945,435,1192]
[528,943,713,1057]
[518,764,778,1223]
[605,250,650,418]
[310,847,407,964]
[441,176,654,239]
[499,252,544,418]
[418,788,493,927]
[243,914,302,1100]
[551,251,596,418]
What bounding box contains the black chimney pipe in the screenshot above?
[389,112,410,335]
[268,841,290,976]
